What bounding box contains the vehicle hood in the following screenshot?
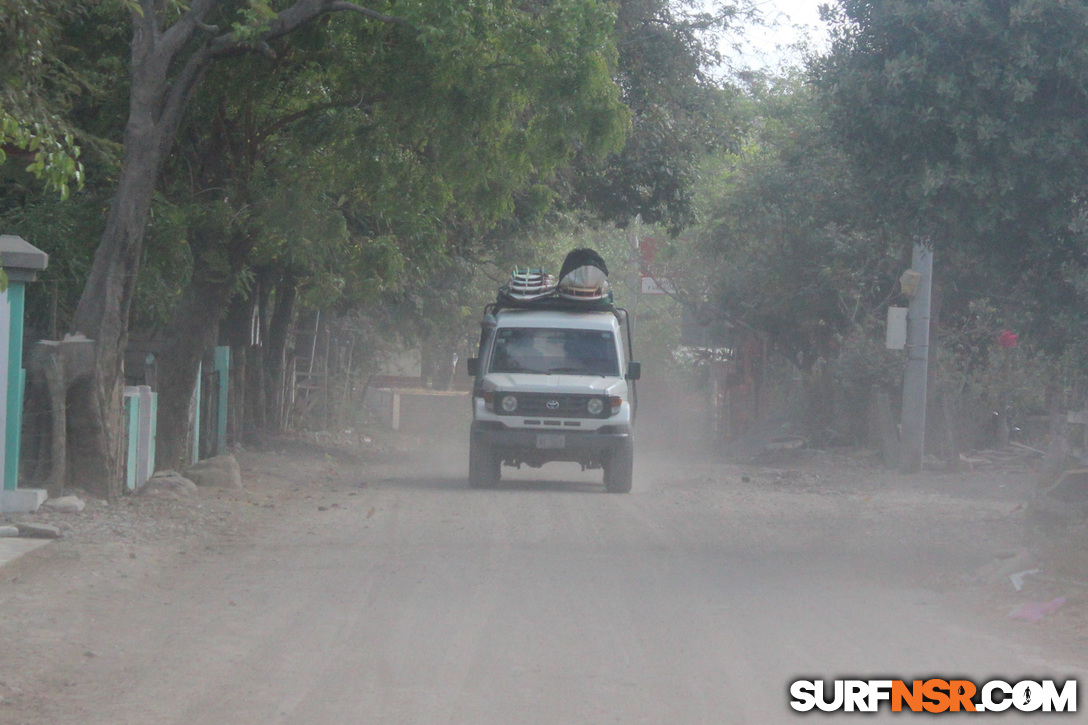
[483,373,625,395]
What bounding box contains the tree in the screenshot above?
[814,0,1088,357]
[565,0,754,233]
[627,69,913,445]
[807,0,1088,448]
[124,1,628,468]
[650,73,898,368]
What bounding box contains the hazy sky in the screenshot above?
[740,0,829,70]
[763,0,824,26]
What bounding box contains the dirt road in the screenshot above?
[0,434,1085,724]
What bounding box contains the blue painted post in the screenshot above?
[214,346,229,454]
[147,390,157,474]
[3,282,23,490]
[136,386,155,485]
[11,367,24,488]
[0,236,48,492]
[192,360,202,464]
[123,386,158,490]
[124,388,140,491]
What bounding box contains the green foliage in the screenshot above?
[372,0,628,227]
[0,0,87,198]
[568,0,752,233]
[833,323,901,396]
[0,189,99,333]
[3,0,746,405]
[655,75,903,371]
[121,0,633,369]
[0,185,191,334]
[815,0,1088,364]
[713,0,1088,431]
[229,0,277,41]
[818,0,1088,233]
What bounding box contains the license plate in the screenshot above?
[536,433,566,449]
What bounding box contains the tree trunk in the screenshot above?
[220,294,257,444]
[65,11,211,497]
[802,365,835,446]
[939,385,963,469]
[264,274,297,430]
[250,276,272,432]
[59,1,407,493]
[156,227,255,468]
[66,126,159,497]
[154,279,232,468]
[228,345,245,444]
[868,388,899,469]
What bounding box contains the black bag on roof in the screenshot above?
[559,248,608,281]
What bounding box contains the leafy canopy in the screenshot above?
[0,0,87,197]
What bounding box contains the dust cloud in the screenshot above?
[395,377,712,488]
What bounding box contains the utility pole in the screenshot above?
[899,241,933,473]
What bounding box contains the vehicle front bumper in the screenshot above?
[471,420,632,467]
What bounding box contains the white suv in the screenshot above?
[467,303,640,492]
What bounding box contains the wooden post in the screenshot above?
[44,354,66,498]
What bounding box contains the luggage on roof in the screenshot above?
[502,267,555,300]
[558,248,608,280]
[557,248,610,301]
[494,249,613,308]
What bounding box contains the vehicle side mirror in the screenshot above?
[467,357,480,376]
[626,362,641,381]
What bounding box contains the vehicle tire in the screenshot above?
[604,441,633,493]
[469,438,500,488]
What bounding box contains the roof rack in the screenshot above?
[486,292,617,316]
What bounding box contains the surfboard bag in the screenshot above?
[557,248,610,300]
[501,267,555,300]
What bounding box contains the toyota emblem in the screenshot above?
[546,399,560,410]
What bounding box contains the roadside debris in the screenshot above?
[41,495,86,513]
[1009,597,1067,623]
[763,436,806,452]
[184,454,243,489]
[964,549,1039,587]
[138,471,198,498]
[1029,469,1088,525]
[13,523,62,539]
[1009,568,1040,591]
[953,444,1043,473]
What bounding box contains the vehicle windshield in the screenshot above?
[488,327,619,376]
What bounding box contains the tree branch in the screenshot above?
[160,0,220,57]
[157,45,215,154]
[207,0,417,59]
[327,0,417,31]
[155,0,412,141]
[257,93,386,143]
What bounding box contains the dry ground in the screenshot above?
[0,429,1084,722]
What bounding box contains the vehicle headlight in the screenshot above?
[500,394,518,413]
[587,397,604,415]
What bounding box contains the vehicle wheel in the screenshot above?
[604,441,633,493]
[469,438,500,488]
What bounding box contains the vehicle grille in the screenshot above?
[500,392,608,419]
